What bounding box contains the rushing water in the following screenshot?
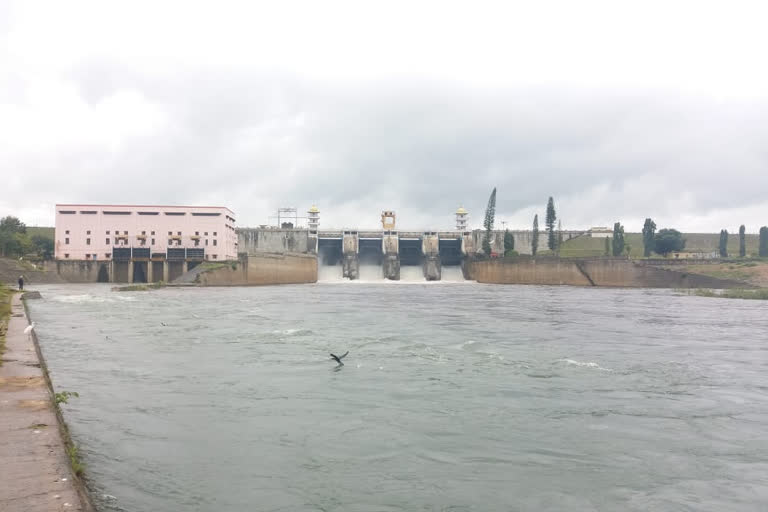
[29,283,768,511]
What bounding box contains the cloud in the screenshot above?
[2,0,768,232]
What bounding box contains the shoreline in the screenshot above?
[0,292,94,511]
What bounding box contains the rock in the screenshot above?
[22,291,42,299]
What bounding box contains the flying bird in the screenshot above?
[23,322,35,340]
[330,351,349,366]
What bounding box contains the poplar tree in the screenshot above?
[604,236,610,256]
[739,225,746,257]
[557,219,563,255]
[719,229,728,258]
[482,187,496,255]
[642,218,656,257]
[760,227,768,257]
[503,229,514,255]
[531,214,539,256]
[546,197,557,251]
[612,222,625,256]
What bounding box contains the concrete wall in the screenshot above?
[193,253,317,286]
[238,229,313,254]
[470,258,753,288]
[55,260,111,283]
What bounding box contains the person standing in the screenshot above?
[18,275,24,291]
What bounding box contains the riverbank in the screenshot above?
[0,292,92,511]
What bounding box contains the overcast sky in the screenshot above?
[2,0,767,232]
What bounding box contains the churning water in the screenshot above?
[29,284,768,511]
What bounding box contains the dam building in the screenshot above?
[54,204,237,283]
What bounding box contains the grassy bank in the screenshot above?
[690,288,768,300]
[0,284,11,365]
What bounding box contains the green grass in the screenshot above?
[66,443,85,476]
[0,284,12,366]
[691,288,768,300]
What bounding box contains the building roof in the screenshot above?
[456,206,468,215]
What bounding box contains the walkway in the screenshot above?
[0,293,88,511]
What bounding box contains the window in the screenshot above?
[64,253,70,258]
[195,231,199,235]
[138,212,159,215]
[151,238,155,245]
[204,232,208,236]
[80,211,97,214]
[176,239,182,246]
[194,240,200,246]
[93,254,97,259]
[105,253,110,258]
[205,239,209,246]
[103,211,131,215]
[191,212,220,216]
[142,231,146,235]
[140,239,146,246]
[85,254,91,259]
[213,232,217,236]
[168,231,172,235]
[151,231,155,235]
[86,238,91,245]
[65,230,70,234]
[86,230,91,235]
[177,231,181,235]
[106,230,110,234]
[65,238,70,244]
[168,239,173,245]
[124,231,128,235]
[106,238,110,245]
[213,239,217,246]
[213,254,218,259]
[59,210,76,214]
[165,212,186,216]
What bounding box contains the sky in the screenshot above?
[2,0,768,232]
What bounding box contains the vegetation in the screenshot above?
[482,188,496,255]
[692,288,768,300]
[654,229,685,256]
[0,216,54,260]
[545,197,557,251]
[719,229,729,258]
[503,229,514,255]
[739,225,746,257]
[531,214,539,256]
[55,390,80,404]
[604,237,610,256]
[112,282,166,292]
[642,218,656,257]
[67,443,85,476]
[612,222,625,256]
[760,227,768,257]
[0,284,12,366]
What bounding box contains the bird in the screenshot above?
[23,322,35,340]
[330,351,349,366]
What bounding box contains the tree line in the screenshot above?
[480,189,768,258]
[0,216,54,260]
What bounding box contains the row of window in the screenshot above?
[63,238,218,246]
[63,229,218,236]
[62,253,220,260]
[59,210,230,218]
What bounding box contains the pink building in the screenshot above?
[55,204,237,261]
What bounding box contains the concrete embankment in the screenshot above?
[0,293,92,511]
[469,258,755,288]
[177,252,317,286]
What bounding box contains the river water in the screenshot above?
[29,283,768,511]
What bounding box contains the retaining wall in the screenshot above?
[192,253,317,286]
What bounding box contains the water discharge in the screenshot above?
[29,284,768,511]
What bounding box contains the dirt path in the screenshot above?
[0,294,90,511]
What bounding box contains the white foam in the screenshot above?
[561,359,613,372]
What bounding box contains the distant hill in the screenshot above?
[26,226,54,241]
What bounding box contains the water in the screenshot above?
[28,283,768,511]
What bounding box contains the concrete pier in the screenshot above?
[0,293,91,511]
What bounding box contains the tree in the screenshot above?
[30,235,54,260]
[739,225,746,257]
[503,229,514,255]
[0,216,28,257]
[760,227,768,257]
[719,229,729,258]
[546,197,557,251]
[531,214,539,256]
[642,218,656,257]
[557,219,563,255]
[482,187,496,255]
[654,228,686,256]
[604,237,610,256]
[612,222,625,256]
